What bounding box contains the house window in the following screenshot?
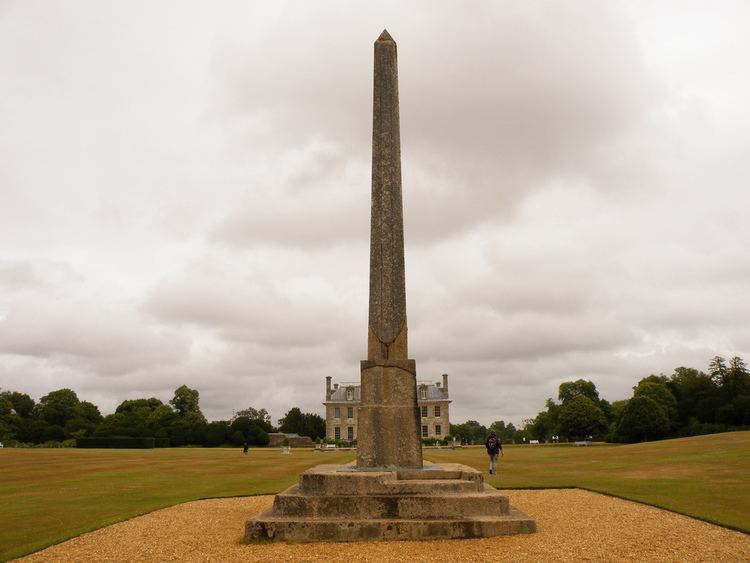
[334,427,341,440]
[346,387,354,400]
[434,405,441,418]
[347,407,353,419]
[420,387,427,400]
[347,427,354,441]
[422,425,428,438]
[334,407,340,418]
[421,406,428,418]
[435,425,442,436]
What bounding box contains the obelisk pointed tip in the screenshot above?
[376,29,395,43]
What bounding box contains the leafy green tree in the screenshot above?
[228,416,269,446]
[245,421,270,446]
[558,380,599,404]
[633,380,678,429]
[0,395,12,417]
[277,408,326,440]
[278,407,304,433]
[147,404,176,431]
[170,385,204,419]
[167,419,189,446]
[204,421,230,446]
[182,411,208,444]
[668,367,719,425]
[638,374,670,386]
[95,412,147,438]
[0,396,13,441]
[35,389,80,428]
[15,418,64,443]
[63,401,103,438]
[232,407,273,431]
[610,399,628,420]
[536,410,557,441]
[96,400,175,440]
[0,390,35,417]
[488,420,517,443]
[725,356,750,397]
[557,395,607,440]
[708,356,728,386]
[116,398,165,414]
[75,401,103,424]
[450,420,487,444]
[616,396,670,442]
[524,399,560,442]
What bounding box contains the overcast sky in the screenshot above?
[1,1,749,426]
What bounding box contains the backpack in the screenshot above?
[488,436,497,450]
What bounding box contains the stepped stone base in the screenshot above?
[245,463,536,542]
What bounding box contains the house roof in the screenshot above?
[329,386,361,402]
[326,381,448,403]
[419,385,447,400]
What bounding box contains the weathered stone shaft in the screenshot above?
[359,30,422,470]
[368,29,407,361]
[357,359,423,469]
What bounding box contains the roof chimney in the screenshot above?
[442,373,449,397]
[326,376,332,400]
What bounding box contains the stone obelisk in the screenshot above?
[244,31,536,542]
[356,30,423,469]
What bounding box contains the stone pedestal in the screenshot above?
[356,359,423,469]
[245,463,536,542]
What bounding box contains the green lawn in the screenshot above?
[0,447,354,561]
[1,432,748,560]
[426,431,750,534]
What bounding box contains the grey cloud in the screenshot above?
[211,2,661,247]
[210,144,370,249]
[144,256,363,351]
[1,1,749,427]
[0,297,188,375]
[0,260,83,293]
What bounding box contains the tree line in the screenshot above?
[483,356,749,444]
[2,355,748,447]
[0,384,325,448]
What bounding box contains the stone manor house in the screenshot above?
[324,374,451,442]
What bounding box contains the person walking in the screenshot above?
[485,430,503,475]
[243,441,249,455]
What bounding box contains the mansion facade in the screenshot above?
[324,374,451,442]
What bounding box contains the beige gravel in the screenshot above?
[17,489,750,562]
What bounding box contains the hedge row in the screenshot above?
[76,437,158,449]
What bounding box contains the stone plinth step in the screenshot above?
[244,463,536,542]
[273,487,509,519]
[382,478,482,495]
[395,469,463,480]
[246,509,536,543]
[296,464,483,497]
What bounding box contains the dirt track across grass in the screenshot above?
[16,489,750,562]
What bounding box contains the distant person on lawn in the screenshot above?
[485,430,503,475]
[243,442,249,455]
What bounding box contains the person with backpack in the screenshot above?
[485,430,503,475]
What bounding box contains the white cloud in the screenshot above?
[0,1,748,426]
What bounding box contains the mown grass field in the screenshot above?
[0,447,354,561]
[1,432,748,560]
[428,431,750,534]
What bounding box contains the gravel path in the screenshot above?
[17,489,750,562]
